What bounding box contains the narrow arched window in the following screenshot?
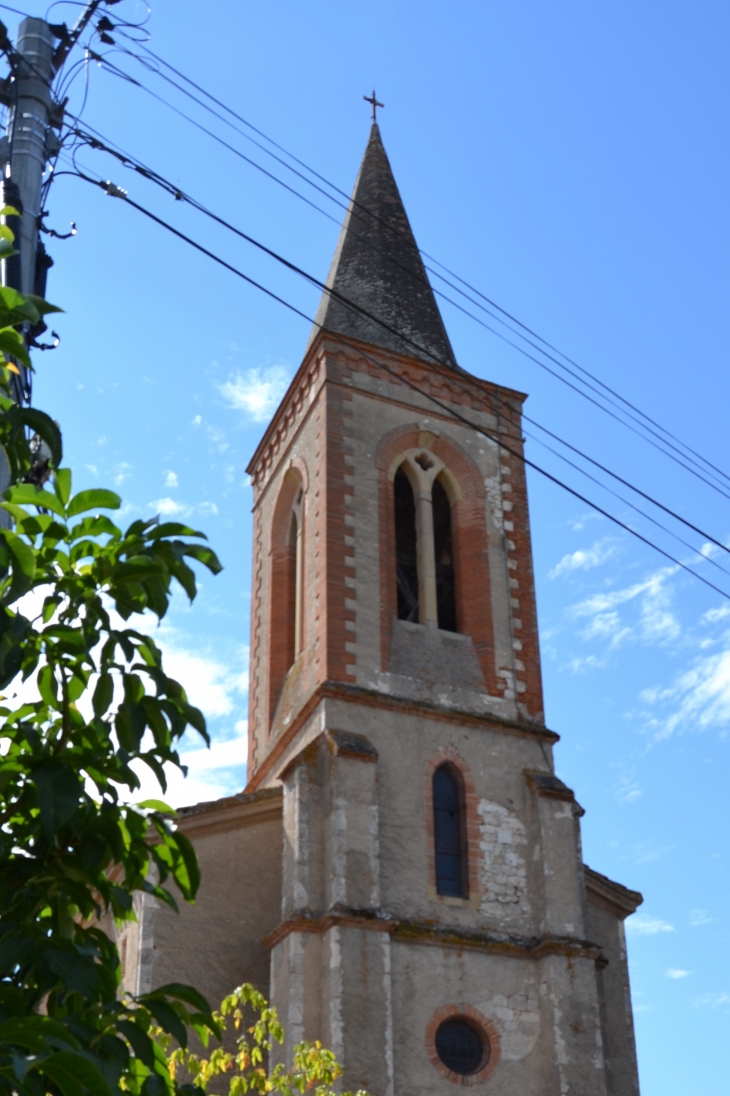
[433,764,467,897]
[394,466,419,623]
[269,477,303,726]
[285,508,299,667]
[432,476,456,632]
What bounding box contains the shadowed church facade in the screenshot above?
[121,125,643,1095]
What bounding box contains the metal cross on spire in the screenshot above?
[363,89,384,123]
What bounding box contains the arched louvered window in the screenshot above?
[432,476,456,632]
[394,466,419,622]
[433,764,467,897]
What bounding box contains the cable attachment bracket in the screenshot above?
[28,330,60,352]
[40,214,77,241]
[104,181,127,199]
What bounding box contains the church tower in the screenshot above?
[130,124,642,1096]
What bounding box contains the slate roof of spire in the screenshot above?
[308,124,457,369]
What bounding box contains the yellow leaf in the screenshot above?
[6,362,20,375]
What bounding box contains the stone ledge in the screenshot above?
[250,679,559,791]
[263,903,604,963]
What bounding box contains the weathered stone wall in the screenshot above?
[130,790,282,1007]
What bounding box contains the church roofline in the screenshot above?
[584,865,643,918]
[175,785,282,839]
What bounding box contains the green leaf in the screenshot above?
[148,523,206,541]
[0,1015,80,1052]
[117,1020,156,1070]
[54,467,72,505]
[66,489,121,517]
[33,762,81,839]
[23,292,63,317]
[69,514,120,542]
[172,561,196,601]
[4,483,65,517]
[148,984,213,1016]
[0,328,30,367]
[182,544,223,575]
[115,703,146,752]
[92,672,114,717]
[37,663,59,708]
[3,531,35,579]
[170,830,200,900]
[39,1051,113,1096]
[112,557,165,584]
[45,947,102,997]
[21,408,63,467]
[135,799,176,814]
[143,999,188,1049]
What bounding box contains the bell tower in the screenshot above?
[243,125,642,1095]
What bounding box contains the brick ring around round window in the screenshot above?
[426,1004,501,1086]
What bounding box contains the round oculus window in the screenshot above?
[435,1017,489,1076]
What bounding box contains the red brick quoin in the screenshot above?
[424,747,481,905]
[426,1004,501,1086]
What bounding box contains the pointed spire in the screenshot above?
[309,124,457,369]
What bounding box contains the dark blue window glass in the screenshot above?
[433,764,466,897]
[435,1019,487,1075]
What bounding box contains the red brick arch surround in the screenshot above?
[375,424,499,693]
[424,746,481,904]
[426,1003,502,1086]
[267,461,307,731]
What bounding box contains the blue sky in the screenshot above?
[2,1,729,1091]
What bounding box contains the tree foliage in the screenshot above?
[157,984,366,1096]
[0,221,362,1096]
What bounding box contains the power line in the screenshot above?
[67,97,730,512]
[107,36,730,495]
[61,164,730,604]
[64,127,730,560]
[90,49,730,501]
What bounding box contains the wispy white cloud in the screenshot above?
[149,497,187,517]
[568,511,604,533]
[580,610,632,649]
[689,909,714,927]
[114,462,132,487]
[148,498,218,520]
[549,539,616,580]
[630,843,675,865]
[666,969,691,979]
[570,565,680,650]
[703,604,730,624]
[561,654,605,674]
[692,992,730,1009]
[640,648,730,740]
[157,636,248,719]
[625,913,675,936]
[615,770,641,804]
[165,470,178,489]
[220,365,291,422]
[206,425,229,454]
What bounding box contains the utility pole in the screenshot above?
[0,2,106,512]
[0,2,106,341]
